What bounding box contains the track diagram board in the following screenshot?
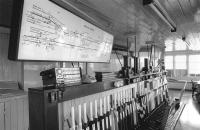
[16,0,114,62]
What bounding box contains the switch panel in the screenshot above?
[40,67,82,86]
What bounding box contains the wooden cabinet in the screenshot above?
[0,94,28,130]
[28,87,59,130]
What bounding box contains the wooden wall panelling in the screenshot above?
[3,96,28,130]
[10,100,18,130]
[3,96,29,130]
[0,28,23,87]
[5,101,11,130]
[23,62,73,91]
[0,103,4,130]
[17,98,24,130]
[23,97,29,130]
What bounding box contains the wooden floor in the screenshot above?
[168,89,200,130]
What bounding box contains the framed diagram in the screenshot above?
[9,0,114,62]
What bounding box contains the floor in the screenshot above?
[168,89,200,130]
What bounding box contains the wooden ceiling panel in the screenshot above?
[179,0,193,15]
[159,0,179,24]
[80,0,130,25]
[76,0,168,47]
[5,0,200,48]
[161,0,185,24]
[189,0,200,8]
[187,0,198,13]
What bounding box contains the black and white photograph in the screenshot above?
[0,0,200,130]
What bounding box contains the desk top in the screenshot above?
[195,81,200,84]
[0,89,27,102]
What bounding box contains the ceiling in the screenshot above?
[59,0,169,50]
[0,0,200,50]
[158,0,200,45]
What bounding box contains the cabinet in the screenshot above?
[0,93,28,130]
[28,87,59,130]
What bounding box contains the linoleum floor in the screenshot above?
[168,89,200,130]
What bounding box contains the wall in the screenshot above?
[87,52,124,76]
[23,52,124,91]
[0,27,23,88]
[23,62,83,91]
[23,62,57,91]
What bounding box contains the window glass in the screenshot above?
[189,55,200,74]
[165,40,173,51]
[164,56,173,69]
[187,33,200,50]
[175,39,186,50]
[140,56,148,69]
[175,55,186,69]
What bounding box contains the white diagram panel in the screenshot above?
[17,0,114,62]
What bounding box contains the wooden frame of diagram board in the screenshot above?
[8,0,114,63]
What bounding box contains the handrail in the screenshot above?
[178,81,187,101]
[169,81,187,113]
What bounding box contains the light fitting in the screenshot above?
[194,9,200,23]
[143,0,177,32]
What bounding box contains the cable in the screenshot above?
[86,63,88,75]
[115,50,123,67]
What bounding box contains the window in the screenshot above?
[189,42,200,50]
[189,55,200,74]
[140,56,148,69]
[165,40,173,51]
[175,55,186,69]
[164,56,173,69]
[187,33,200,50]
[175,39,186,50]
